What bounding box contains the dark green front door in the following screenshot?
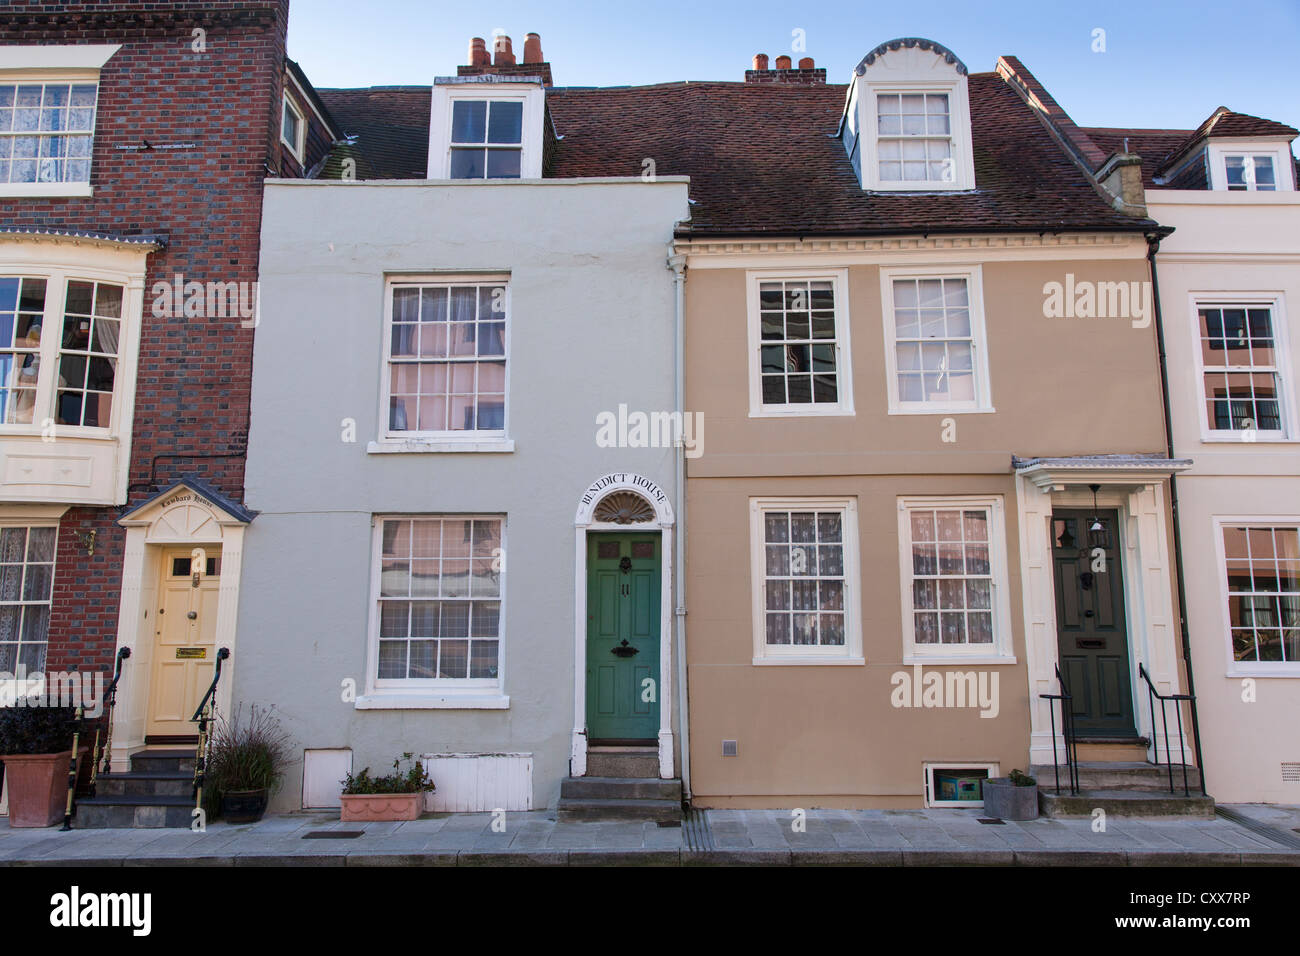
[586,532,660,743]
[1052,509,1136,737]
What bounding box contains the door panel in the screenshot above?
[585,533,660,741]
[1052,510,1135,736]
[146,548,221,737]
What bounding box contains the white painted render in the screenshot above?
[240,178,689,811]
[1150,191,1300,803]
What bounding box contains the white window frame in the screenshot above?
[371,273,514,454]
[0,263,135,439]
[427,81,544,180]
[280,92,305,163]
[897,495,1016,664]
[749,496,863,665]
[852,71,975,192]
[923,761,998,808]
[879,264,994,415]
[745,269,854,417]
[1206,140,1297,192]
[1213,515,1300,678]
[0,46,117,198]
[358,514,510,709]
[0,521,58,696]
[1189,293,1297,443]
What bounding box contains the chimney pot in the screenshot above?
[493,34,515,66]
[752,53,769,70]
[523,33,543,64]
[468,37,490,67]
[798,57,814,69]
[775,55,792,69]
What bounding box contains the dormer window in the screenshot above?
[449,99,523,178]
[1205,140,1296,192]
[840,38,976,192]
[281,93,305,162]
[428,78,544,180]
[876,92,953,183]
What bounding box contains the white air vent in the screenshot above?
[722,740,738,757]
[1282,762,1300,782]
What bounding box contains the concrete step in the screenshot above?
[1073,740,1149,761]
[73,794,196,829]
[95,770,194,798]
[129,749,196,775]
[560,776,682,801]
[585,748,659,778]
[1039,788,1215,819]
[1031,762,1202,793]
[556,797,682,823]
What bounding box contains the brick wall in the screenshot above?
[1,1,291,676]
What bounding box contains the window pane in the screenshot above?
[450,100,486,143]
[449,147,485,179]
[487,101,523,144]
[485,148,521,179]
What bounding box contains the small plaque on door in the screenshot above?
[176,647,207,659]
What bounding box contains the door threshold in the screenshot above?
[588,739,657,750]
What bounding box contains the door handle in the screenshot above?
[187,611,197,620]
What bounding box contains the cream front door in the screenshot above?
[145,548,222,738]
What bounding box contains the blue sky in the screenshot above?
[288,0,1300,132]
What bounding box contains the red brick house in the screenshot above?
[0,1,333,799]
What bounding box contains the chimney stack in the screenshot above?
[459,32,554,86]
[523,33,543,64]
[745,51,826,84]
[493,34,515,66]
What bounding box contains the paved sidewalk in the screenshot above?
[1,806,1297,866]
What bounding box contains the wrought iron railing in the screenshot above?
[1038,665,1079,795]
[191,647,230,812]
[1137,662,1202,796]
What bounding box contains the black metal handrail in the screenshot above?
[1137,662,1202,796]
[1038,665,1079,795]
[93,646,131,784]
[191,647,230,811]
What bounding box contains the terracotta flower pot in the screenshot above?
[2,750,72,827]
[339,792,424,822]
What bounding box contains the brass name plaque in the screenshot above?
[175,647,207,659]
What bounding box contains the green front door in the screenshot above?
[586,532,661,743]
[1052,509,1136,737]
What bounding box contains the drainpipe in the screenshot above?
[1145,227,1207,794]
[668,248,691,801]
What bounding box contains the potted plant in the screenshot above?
[204,704,291,824]
[339,753,434,822]
[0,701,81,827]
[981,768,1039,821]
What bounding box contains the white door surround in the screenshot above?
[110,479,253,768]
[571,472,675,779]
[1013,458,1192,767]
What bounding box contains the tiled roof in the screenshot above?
[316,86,432,179]
[1082,108,1298,189]
[1081,128,1195,189]
[322,73,1149,236]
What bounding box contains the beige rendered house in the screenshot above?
[669,39,1197,809]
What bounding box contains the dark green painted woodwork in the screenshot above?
[1052,509,1136,736]
[586,532,660,741]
